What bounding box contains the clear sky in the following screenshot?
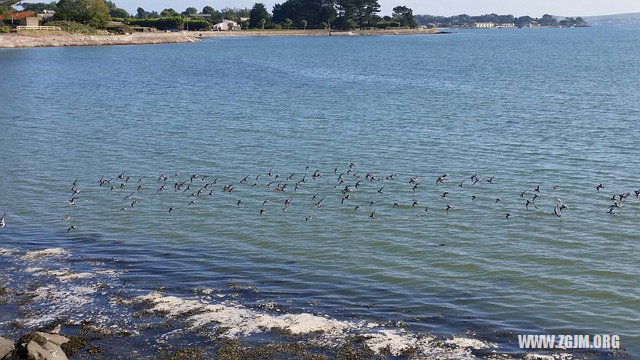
[114,0,640,17]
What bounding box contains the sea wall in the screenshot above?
[0,28,439,48]
[0,32,199,48]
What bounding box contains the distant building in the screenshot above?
[525,22,541,28]
[38,10,55,21]
[474,22,494,28]
[0,11,38,28]
[189,13,211,19]
[213,19,240,31]
[24,16,38,27]
[497,23,515,28]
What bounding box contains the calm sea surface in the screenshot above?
[1,26,639,356]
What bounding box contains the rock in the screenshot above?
[15,332,76,360]
[40,343,67,360]
[58,336,88,357]
[0,336,15,360]
[32,334,68,348]
[26,341,50,359]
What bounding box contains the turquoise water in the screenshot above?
[1,26,639,356]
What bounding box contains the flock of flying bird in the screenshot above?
[1,162,639,233]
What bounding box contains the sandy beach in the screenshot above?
[0,28,439,48]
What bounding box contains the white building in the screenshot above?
[498,23,515,28]
[38,9,55,21]
[474,22,494,28]
[213,19,240,31]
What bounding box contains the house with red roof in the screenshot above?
[0,10,39,28]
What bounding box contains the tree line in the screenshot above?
[10,0,587,31]
[12,0,419,30]
[131,0,418,30]
[415,13,587,28]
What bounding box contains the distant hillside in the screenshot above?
[581,12,640,26]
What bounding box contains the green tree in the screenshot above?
[110,7,128,18]
[249,3,270,29]
[182,7,197,16]
[538,14,557,26]
[55,0,111,28]
[221,7,250,22]
[335,0,380,29]
[283,17,292,29]
[574,17,587,26]
[20,2,58,13]
[160,8,178,17]
[135,7,146,18]
[272,0,335,29]
[392,5,416,28]
[320,4,336,29]
[202,6,222,23]
[301,18,307,29]
[104,0,127,18]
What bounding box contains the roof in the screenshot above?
[0,11,37,21]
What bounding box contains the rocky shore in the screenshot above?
[0,32,200,48]
[0,28,439,48]
[0,246,620,359]
[0,331,88,360]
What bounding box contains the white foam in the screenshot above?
[24,267,46,273]
[21,248,68,261]
[364,329,421,355]
[23,284,99,327]
[23,267,93,282]
[47,269,93,282]
[525,354,574,360]
[95,269,123,276]
[445,337,492,349]
[135,291,493,357]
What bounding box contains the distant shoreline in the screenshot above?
[0,28,439,48]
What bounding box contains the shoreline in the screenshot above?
[0,28,440,48]
[0,245,620,359]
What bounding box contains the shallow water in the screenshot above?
[1,26,639,357]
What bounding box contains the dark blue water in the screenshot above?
[1,26,639,357]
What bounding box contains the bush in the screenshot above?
[0,25,10,33]
[332,17,357,30]
[127,16,183,30]
[184,18,211,31]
